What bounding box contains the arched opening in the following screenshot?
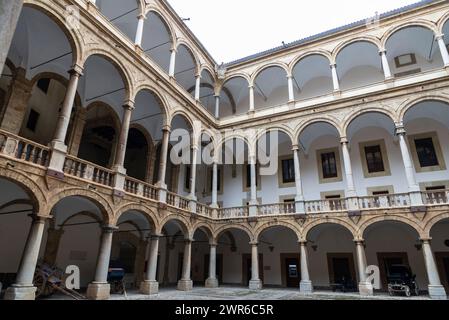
[307,223,357,292]
[124,128,149,181]
[194,132,215,205]
[297,122,343,203]
[195,69,216,115]
[191,228,213,286]
[292,54,333,100]
[216,228,252,286]
[363,221,424,294]
[257,226,299,288]
[429,218,449,292]
[336,41,384,90]
[385,26,443,77]
[175,44,197,95]
[96,0,141,42]
[142,11,173,73]
[253,66,288,109]
[219,76,249,117]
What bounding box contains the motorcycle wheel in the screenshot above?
[404,286,411,297]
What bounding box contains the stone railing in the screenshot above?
[217,206,249,219]
[422,190,449,205]
[63,156,114,187]
[196,202,213,217]
[304,199,347,214]
[124,176,158,201]
[0,130,50,167]
[258,203,296,216]
[166,192,190,211]
[358,193,411,209]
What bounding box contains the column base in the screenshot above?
[86,282,111,300]
[205,278,219,288]
[4,285,37,300]
[358,281,374,296]
[177,279,193,291]
[249,279,263,290]
[140,280,159,295]
[299,280,313,295]
[428,285,447,300]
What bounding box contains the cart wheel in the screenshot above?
[33,271,54,298]
[388,288,394,296]
[404,286,411,297]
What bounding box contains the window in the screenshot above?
[394,53,417,68]
[26,109,40,132]
[364,145,385,173]
[37,78,50,94]
[281,158,295,183]
[283,198,295,203]
[372,190,389,196]
[415,138,439,168]
[321,152,338,179]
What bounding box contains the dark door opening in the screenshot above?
[285,258,300,288]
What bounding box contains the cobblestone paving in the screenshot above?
[47,286,431,300]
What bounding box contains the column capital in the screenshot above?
[353,239,365,245]
[148,234,162,241]
[340,136,349,145]
[31,214,51,223]
[420,237,432,243]
[162,124,172,133]
[298,240,308,245]
[330,63,337,69]
[248,84,255,89]
[378,49,387,55]
[249,241,259,246]
[102,224,119,233]
[209,241,218,247]
[137,14,146,20]
[184,238,194,243]
[123,100,135,111]
[395,124,406,136]
[69,64,84,77]
[435,33,445,41]
[292,144,300,152]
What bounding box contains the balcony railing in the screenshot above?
[304,199,347,214]
[166,192,190,211]
[423,190,449,205]
[217,206,249,219]
[63,156,114,187]
[124,176,158,201]
[196,202,213,217]
[0,130,50,167]
[258,203,296,216]
[358,193,411,209]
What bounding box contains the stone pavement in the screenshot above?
[46,286,431,300]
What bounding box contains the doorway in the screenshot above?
[377,252,410,291]
[280,254,301,287]
[327,253,357,290]
[436,252,449,292]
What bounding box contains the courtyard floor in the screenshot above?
[45,286,431,300]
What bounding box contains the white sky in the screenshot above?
[167,0,421,63]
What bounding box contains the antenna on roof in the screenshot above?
[182,17,191,21]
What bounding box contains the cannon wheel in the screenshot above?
[34,269,55,299]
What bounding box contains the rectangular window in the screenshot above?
[415,138,439,168]
[321,152,338,179]
[364,145,385,173]
[283,198,295,203]
[26,109,40,132]
[281,158,295,183]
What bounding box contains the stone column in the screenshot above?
[299,241,313,294]
[177,239,193,291]
[436,34,449,67]
[330,63,340,93]
[47,66,83,176]
[140,235,160,295]
[287,75,295,102]
[157,126,171,196]
[340,137,359,212]
[205,242,219,288]
[355,240,373,296]
[248,154,258,216]
[0,68,33,134]
[249,85,255,112]
[86,225,116,300]
[0,0,24,72]
[249,242,262,290]
[169,48,177,78]
[134,14,145,47]
[211,161,219,208]
[421,239,447,299]
[214,95,220,119]
[395,125,423,206]
[5,215,47,300]
[194,74,201,101]
[292,145,305,214]
[112,102,134,194]
[380,50,393,80]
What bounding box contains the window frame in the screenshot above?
[408,132,446,173]
[278,155,296,188]
[359,140,391,178]
[316,148,342,184]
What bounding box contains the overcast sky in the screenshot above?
[167,0,421,63]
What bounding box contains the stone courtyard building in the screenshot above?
[0,0,449,300]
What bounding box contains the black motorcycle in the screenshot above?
[387,264,419,297]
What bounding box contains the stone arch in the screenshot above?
[60,211,102,228]
[254,221,301,242]
[145,8,176,44]
[215,134,251,157]
[437,10,449,33]
[289,50,333,73]
[81,50,134,102]
[423,212,449,239]
[170,109,195,132]
[23,2,82,67]
[157,214,190,237]
[0,167,46,215]
[398,95,449,123]
[342,108,397,137]
[220,73,251,92]
[113,202,159,231]
[214,224,255,242]
[332,36,382,62]
[251,62,289,84]
[47,187,114,225]
[85,101,122,131]
[175,41,200,74]
[294,117,343,143]
[190,222,214,242]
[303,218,357,241]
[381,20,438,48]
[200,65,217,83]
[255,125,294,145]
[357,216,423,240]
